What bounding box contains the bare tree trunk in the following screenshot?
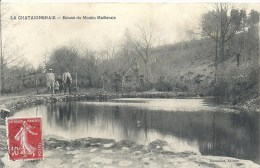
[144,61,149,82]
[219,37,225,62]
[88,75,92,88]
[0,66,3,95]
[75,72,78,92]
[214,40,218,84]
[34,72,38,94]
[0,58,3,95]
[219,4,225,63]
[0,0,2,96]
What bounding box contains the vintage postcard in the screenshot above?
[0,1,259,168]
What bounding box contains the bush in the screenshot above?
[136,82,153,92]
[155,81,173,92]
[228,70,259,104]
[172,81,189,92]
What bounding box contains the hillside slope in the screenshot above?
[149,32,259,103]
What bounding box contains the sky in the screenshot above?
[2,2,260,68]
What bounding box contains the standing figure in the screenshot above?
[54,80,60,94]
[14,121,38,156]
[46,69,55,94]
[62,68,72,94]
[56,75,63,93]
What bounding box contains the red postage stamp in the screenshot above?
[7,117,43,161]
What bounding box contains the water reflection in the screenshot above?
[13,99,260,164]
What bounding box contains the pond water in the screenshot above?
[13,98,260,164]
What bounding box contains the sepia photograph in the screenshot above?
[0,1,260,167]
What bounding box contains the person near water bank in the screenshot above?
[56,75,63,93]
[54,80,60,94]
[46,69,55,94]
[62,68,72,94]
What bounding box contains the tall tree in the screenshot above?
[201,4,247,62]
[0,0,2,95]
[48,46,79,75]
[129,19,158,82]
[79,49,99,88]
[119,28,138,72]
[247,10,259,62]
[200,3,247,89]
[0,2,22,94]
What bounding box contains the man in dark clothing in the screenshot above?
[62,68,72,94]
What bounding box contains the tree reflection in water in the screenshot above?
[14,100,260,164]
